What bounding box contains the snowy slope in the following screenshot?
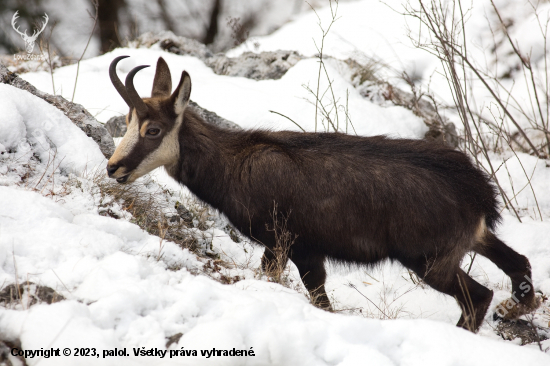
[0,179,548,365]
[228,0,434,84]
[229,0,550,134]
[1,0,550,364]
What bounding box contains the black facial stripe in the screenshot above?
[118,98,182,173]
[119,130,163,173]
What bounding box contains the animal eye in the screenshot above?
[147,128,160,136]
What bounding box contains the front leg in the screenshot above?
[290,252,332,311]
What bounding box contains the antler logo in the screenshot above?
[11,11,49,54]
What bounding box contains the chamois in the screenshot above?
[106,56,539,332]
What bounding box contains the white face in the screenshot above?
[107,109,183,183]
[109,112,140,181]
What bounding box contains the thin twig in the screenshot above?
[307,0,340,132]
[348,282,390,319]
[52,269,72,294]
[268,110,306,132]
[72,0,99,102]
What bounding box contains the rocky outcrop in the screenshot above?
[206,51,302,80]
[105,116,127,138]
[343,59,458,147]
[378,82,458,148]
[134,31,302,80]
[0,64,116,158]
[188,101,241,130]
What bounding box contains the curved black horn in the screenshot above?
[125,65,150,118]
[109,56,132,108]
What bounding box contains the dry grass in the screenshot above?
[0,281,65,310]
[9,149,248,287]
[261,204,296,287]
[91,171,201,251]
[346,277,417,320]
[90,170,253,285]
[345,58,381,86]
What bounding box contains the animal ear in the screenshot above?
[151,57,172,97]
[171,71,191,115]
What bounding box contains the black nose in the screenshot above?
[106,164,119,177]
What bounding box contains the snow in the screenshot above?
[229,0,550,138]
[0,84,105,177]
[1,185,549,365]
[1,0,550,364]
[229,0,437,88]
[20,48,427,138]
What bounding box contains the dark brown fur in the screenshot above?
[169,108,538,331]
[108,57,538,332]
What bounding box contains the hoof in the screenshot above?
[493,295,542,321]
[312,298,333,312]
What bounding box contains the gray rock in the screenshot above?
[206,51,302,80]
[105,115,127,138]
[357,80,459,148]
[0,64,116,158]
[134,32,303,80]
[188,101,241,130]
[387,84,458,148]
[135,31,214,60]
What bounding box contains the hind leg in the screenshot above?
[403,258,493,332]
[452,270,494,331]
[474,232,540,319]
[290,251,332,311]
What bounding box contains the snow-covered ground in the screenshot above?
[1,0,550,365]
